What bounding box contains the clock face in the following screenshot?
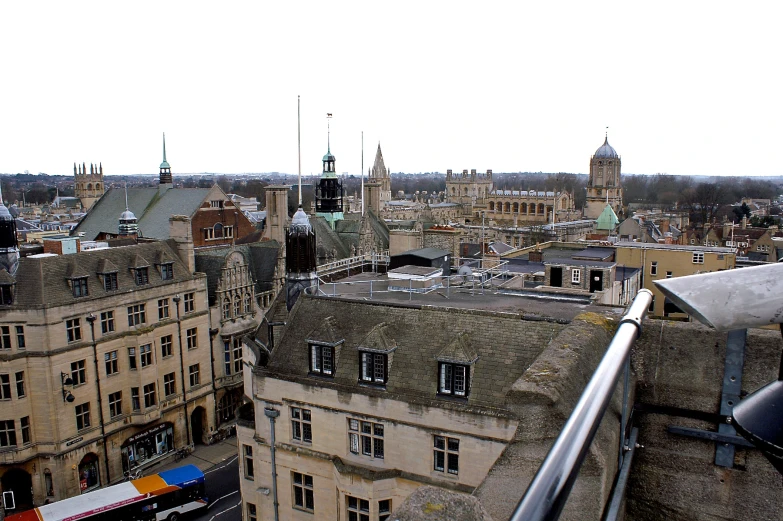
[226,251,245,267]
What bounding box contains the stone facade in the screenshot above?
[0,241,214,508]
[73,162,105,210]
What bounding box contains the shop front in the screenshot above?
[120,422,174,473]
[78,453,101,493]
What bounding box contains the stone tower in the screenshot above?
[369,143,392,205]
[74,162,105,209]
[286,206,318,311]
[159,132,173,189]
[585,135,623,219]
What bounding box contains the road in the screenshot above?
[192,454,241,521]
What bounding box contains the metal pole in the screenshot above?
[510,290,652,521]
[86,314,111,485]
[264,408,280,521]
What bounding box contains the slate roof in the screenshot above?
[8,242,196,308]
[72,186,212,240]
[194,240,280,305]
[393,247,449,260]
[261,296,567,411]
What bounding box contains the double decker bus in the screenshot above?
[6,465,207,521]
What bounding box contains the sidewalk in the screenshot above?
[155,438,239,474]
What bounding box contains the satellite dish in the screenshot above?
[458,265,473,283]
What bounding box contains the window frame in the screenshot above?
[103,272,118,291]
[66,318,82,343]
[0,374,11,400]
[433,435,460,475]
[163,372,176,397]
[692,252,705,264]
[309,344,335,377]
[158,298,170,320]
[359,351,388,385]
[243,444,254,480]
[100,311,115,334]
[15,325,25,349]
[571,268,581,284]
[143,382,157,408]
[140,344,153,367]
[71,359,87,386]
[650,261,658,276]
[291,472,314,512]
[75,402,91,430]
[104,351,119,376]
[0,419,16,447]
[134,267,149,286]
[72,277,89,298]
[15,371,25,398]
[186,328,198,350]
[20,416,30,445]
[131,387,140,411]
[0,326,9,349]
[128,347,138,370]
[183,292,195,313]
[291,407,312,443]
[347,496,370,521]
[348,418,384,459]
[108,391,122,418]
[189,364,201,387]
[127,304,146,327]
[161,335,173,358]
[160,263,174,280]
[438,362,470,398]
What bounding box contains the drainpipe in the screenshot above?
[86,313,110,484]
[172,295,191,445]
[264,407,280,521]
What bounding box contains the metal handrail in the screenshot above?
[509,289,653,521]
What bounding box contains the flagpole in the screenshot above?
[298,95,302,206]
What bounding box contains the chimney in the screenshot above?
[529,249,543,262]
[742,216,748,229]
[169,215,195,273]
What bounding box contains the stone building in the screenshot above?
[585,135,623,219]
[614,242,735,317]
[0,236,213,508]
[73,162,105,210]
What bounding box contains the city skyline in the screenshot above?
[2,1,781,178]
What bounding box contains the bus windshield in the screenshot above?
[6,465,207,521]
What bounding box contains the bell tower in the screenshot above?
[159,132,173,188]
[585,133,623,219]
[315,114,344,229]
[74,162,105,209]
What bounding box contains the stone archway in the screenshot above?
[191,406,206,445]
[1,467,33,511]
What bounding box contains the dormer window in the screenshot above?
[360,352,387,385]
[160,263,174,280]
[0,285,12,305]
[134,267,149,285]
[103,273,118,291]
[438,362,470,397]
[210,200,224,208]
[309,344,334,377]
[72,277,89,298]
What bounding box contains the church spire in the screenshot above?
[159,132,172,187]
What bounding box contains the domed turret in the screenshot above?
[594,136,619,159]
[286,205,317,310]
[119,184,139,237]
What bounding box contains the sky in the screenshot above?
[1,1,782,178]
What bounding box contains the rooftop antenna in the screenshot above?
[327,113,332,152]
[298,95,302,206]
[361,131,364,216]
[124,182,129,211]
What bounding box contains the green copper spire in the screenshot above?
[160,132,170,169]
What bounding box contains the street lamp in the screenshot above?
[61,372,75,403]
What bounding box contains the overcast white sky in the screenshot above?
[2,1,781,177]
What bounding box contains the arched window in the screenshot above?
[233,295,241,317]
[504,202,510,213]
[538,203,545,214]
[521,203,528,214]
[512,202,519,213]
[95,183,101,191]
[489,202,495,211]
[244,293,252,313]
[222,297,231,319]
[213,223,224,238]
[87,183,92,191]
